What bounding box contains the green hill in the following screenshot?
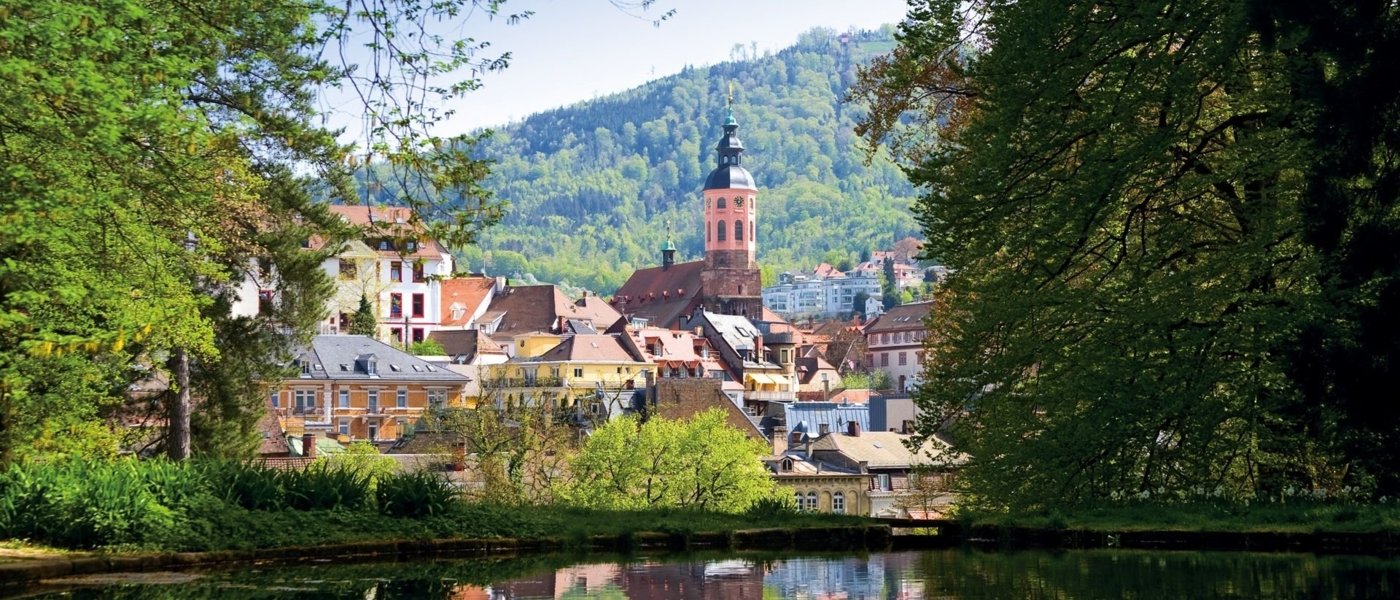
[461,26,920,294]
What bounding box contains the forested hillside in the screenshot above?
[458,27,920,294]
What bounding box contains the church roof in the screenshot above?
[612,260,705,328]
[704,165,756,191]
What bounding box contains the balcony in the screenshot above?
[489,376,565,389]
[744,390,795,402]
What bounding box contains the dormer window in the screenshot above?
[781,458,793,472]
[366,360,377,375]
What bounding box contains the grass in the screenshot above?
[956,502,1400,534]
[162,503,869,552]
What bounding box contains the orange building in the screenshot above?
[272,335,468,441]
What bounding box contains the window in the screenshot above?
[411,293,425,318]
[338,419,349,435]
[805,492,818,511]
[367,389,379,412]
[396,388,407,408]
[832,492,845,514]
[427,389,446,409]
[881,352,890,367]
[412,327,425,343]
[717,197,726,209]
[257,290,275,315]
[794,492,804,509]
[781,458,793,472]
[717,220,726,241]
[269,390,279,408]
[899,351,908,366]
[338,259,357,279]
[780,348,790,363]
[573,368,584,378]
[294,389,316,411]
[338,389,349,408]
[734,220,743,241]
[389,293,403,318]
[707,222,712,242]
[390,261,402,282]
[300,360,311,376]
[877,474,892,491]
[412,261,425,282]
[751,221,755,239]
[368,424,378,441]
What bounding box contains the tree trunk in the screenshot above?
[167,347,192,460]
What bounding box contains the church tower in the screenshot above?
[700,92,763,318]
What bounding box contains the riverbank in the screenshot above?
[0,519,891,586]
[886,502,1400,554]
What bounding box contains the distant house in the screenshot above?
[862,301,933,394]
[479,284,622,353]
[272,335,469,442]
[773,422,960,517]
[428,329,509,404]
[321,206,456,345]
[683,310,799,415]
[484,332,653,417]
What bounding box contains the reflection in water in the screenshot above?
[25,549,1400,599]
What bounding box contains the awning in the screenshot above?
[746,372,779,386]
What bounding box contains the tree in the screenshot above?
[880,257,899,310]
[421,401,575,506]
[853,0,1316,506]
[407,339,447,356]
[349,294,380,337]
[566,409,776,512]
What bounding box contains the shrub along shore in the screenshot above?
[0,459,863,553]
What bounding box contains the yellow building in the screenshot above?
[483,333,654,415]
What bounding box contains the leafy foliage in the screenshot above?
[377,470,458,517]
[567,410,777,513]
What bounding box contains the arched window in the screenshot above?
[707,221,711,242]
[751,221,755,239]
[717,197,727,209]
[832,492,845,514]
[717,221,726,241]
[794,492,804,509]
[805,492,818,512]
[734,220,743,241]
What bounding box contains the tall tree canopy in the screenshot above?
[0,0,539,461]
[855,0,1400,505]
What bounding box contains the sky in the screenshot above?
[320,0,910,140]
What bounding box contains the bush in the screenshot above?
[203,461,286,511]
[0,460,184,548]
[746,495,799,519]
[282,462,371,511]
[377,470,457,517]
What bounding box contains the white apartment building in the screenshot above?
[320,206,454,345]
[762,269,882,320]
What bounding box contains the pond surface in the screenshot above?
[20,548,1400,599]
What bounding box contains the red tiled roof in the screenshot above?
[612,260,705,328]
[316,205,448,260]
[652,379,765,442]
[863,302,934,333]
[428,329,506,362]
[535,334,646,363]
[487,285,622,334]
[439,276,495,326]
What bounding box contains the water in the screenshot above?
[19,548,1400,599]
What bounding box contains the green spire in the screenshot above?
[662,219,676,251]
[724,82,737,126]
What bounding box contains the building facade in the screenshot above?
[762,269,881,320]
[272,335,469,442]
[863,301,933,394]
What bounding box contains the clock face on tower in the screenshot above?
[734,197,745,207]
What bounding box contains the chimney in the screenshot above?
[772,426,788,455]
[847,421,861,437]
[302,433,317,459]
[493,276,506,294]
